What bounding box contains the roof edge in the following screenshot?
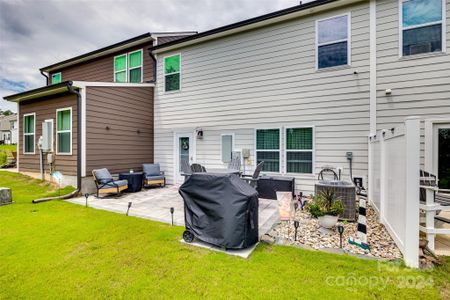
[3,81,74,103]
[151,0,356,53]
[40,33,153,73]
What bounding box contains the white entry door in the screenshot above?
[175,132,195,184]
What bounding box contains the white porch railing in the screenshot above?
[368,117,420,268]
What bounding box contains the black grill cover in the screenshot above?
[179,173,259,249]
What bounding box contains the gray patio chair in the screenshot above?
[241,161,264,188]
[228,151,241,171]
[181,160,192,175]
[143,163,165,187]
[190,163,205,173]
[92,168,128,197]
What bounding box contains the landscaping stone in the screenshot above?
[269,197,403,260]
[0,187,12,205]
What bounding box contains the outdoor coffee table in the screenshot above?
[119,172,144,193]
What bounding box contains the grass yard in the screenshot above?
[0,144,16,165]
[0,172,449,299]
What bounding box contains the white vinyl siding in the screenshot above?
[155,2,371,193]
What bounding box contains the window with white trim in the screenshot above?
[23,113,35,154]
[286,127,314,174]
[401,0,444,56]
[256,129,280,172]
[128,50,143,83]
[221,134,234,163]
[317,14,350,69]
[56,108,72,154]
[164,54,180,92]
[114,54,127,83]
[51,72,61,84]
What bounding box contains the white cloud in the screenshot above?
[0,0,308,111]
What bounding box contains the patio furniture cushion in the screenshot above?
[101,180,128,189]
[143,164,161,176]
[145,175,165,181]
[93,168,113,184]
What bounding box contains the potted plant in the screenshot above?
[306,189,344,229]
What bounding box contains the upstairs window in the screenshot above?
[256,129,280,172]
[128,50,143,83]
[114,54,127,82]
[401,0,444,56]
[56,108,72,155]
[164,54,180,92]
[51,73,61,84]
[286,127,314,174]
[316,14,350,69]
[23,113,35,154]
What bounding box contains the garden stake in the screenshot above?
[126,202,132,216]
[84,193,89,207]
[170,207,174,226]
[337,224,344,248]
[294,220,299,241]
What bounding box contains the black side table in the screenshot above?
[119,172,144,193]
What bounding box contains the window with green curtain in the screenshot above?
[256,129,280,172]
[286,127,313,173]
[23,114,35,153]
[128,50,142,83]
[51,73,61,84]
[57,109,71,154]
[114,54,127,82]
[164,54,180,92]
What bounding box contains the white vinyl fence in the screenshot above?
[368,117,420,268]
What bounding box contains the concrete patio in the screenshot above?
[67,185,279,257]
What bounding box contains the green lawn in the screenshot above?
[0,172,449,299]
[0,144,16,165]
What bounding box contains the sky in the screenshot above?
[0,0,316,112]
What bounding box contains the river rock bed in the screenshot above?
[266,198,402,260]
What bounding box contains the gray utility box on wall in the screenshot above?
[315,181,356,221]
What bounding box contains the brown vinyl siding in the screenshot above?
[19,93,77,175]
[157,35,193,45]
[49,41,154,83]
[85,86,154,174]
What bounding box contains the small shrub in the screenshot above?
[306,189,345,218]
